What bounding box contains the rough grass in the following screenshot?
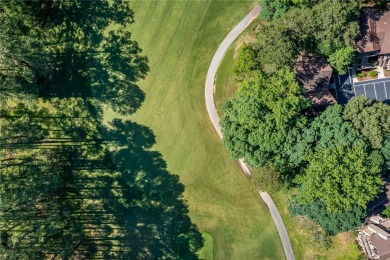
[104,1,285,259]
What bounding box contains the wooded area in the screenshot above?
[222,0,390,237]
[0,1,203,258]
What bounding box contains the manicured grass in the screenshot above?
[198,232,214,260]
[104,1,284,259]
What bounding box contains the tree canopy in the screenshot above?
[289,199,365,235]
[296,142,383,213]
[343,96,390,150]
[254,0,361,74]
[221,68,309,170]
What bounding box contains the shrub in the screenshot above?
[369,70,378,77]
[357,73,362,79]
[382,207,390,218]
[361,72,367,78]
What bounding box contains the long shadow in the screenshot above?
[51,118,205,259]
[2,1,202,258]
[38,0,149,116]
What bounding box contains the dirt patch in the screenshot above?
[384,70,390,77]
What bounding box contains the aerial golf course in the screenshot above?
[105,1,284,259]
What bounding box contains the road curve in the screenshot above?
[204,4,295,260]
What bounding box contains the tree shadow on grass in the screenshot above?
[38,0,149,116]
[59,119,204,259]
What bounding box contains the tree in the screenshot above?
[311,0,360,57]
[343,96,390,150]
[255,0,360,73]
[0,0,47,98]
[289,199,365,235]
[295,143,383,213]
[232,44,259,83]
[381,207,390,218]
[254,23,299,74]
[328,46,355,75]
[220,69,309,170]
[294,104,366,162]
[250,166,282,193]
[258,0,318,21]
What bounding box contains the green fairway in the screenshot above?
[104,1,285,259]
[198,232,214,260]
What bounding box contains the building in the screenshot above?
[355,9,390,70]
[359,220,390,260]
[295,54,336,108]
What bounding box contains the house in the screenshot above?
[355,9,390,70]
[294,54,336,107]
[359,220,390,260]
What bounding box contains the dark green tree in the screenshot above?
[289,199,365,235]
[0,0,47,97]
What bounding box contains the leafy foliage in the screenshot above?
[328,46,355,75]
[296,143,383,213]
[250,166,282,193]
[0,1,202,258]
[232,44,260,83]
[382,207,390,218]
[289,199,365,235]
[0,0,47,97]
[310,0,360,57]
[254,23,299,74]
[221,68,309,170]
[258,0,318,21]
[343,96,390,149]
[254,0,360,73]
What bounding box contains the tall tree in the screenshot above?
[0,0,46,98]
[295,143,383,213]
[343,96,390,150]
[220,69,309,170]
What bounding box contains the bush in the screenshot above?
[361,72,367,78]
[369,70,378,77]
[382,207,390,218]
[357,73,362,79]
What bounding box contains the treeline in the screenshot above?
[221,0,389,237]
[0,1,202,259]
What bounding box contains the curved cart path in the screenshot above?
[204,4,295,260]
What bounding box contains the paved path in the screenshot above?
[204,4,295,260]
[259,192,295,260]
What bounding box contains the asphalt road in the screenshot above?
[204,4,295,260]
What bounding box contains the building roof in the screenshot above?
[356,9,390,54]
[371,233,390,260]
[295,55,336,107]
[371,216,384,223]
[368,224,390,240]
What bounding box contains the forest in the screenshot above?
[0,1,203,258]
